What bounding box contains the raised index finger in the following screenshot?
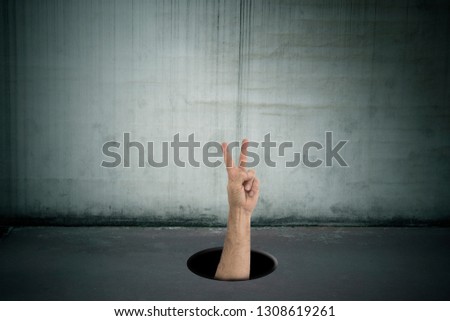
[239,139,249,168]
[222,142,234,168]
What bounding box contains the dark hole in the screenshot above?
[187,247,277,281]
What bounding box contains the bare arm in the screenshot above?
[215,139,260,281]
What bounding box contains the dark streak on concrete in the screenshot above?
[0,0,16,217]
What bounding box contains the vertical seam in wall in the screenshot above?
[236,0,244,142]
[2,0,11,216]
[366,0,378,195]
[401,0,409,111]
[445,2,450,106]
[215,0,220,131]
[6,0,18,217]
[236,0,252,143]
[246,0,252,133]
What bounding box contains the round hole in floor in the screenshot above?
[187,247,277,281]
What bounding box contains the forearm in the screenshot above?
[214,208,251,280]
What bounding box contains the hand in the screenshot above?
[222,139,260,215]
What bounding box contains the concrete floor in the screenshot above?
[0,226,449,300]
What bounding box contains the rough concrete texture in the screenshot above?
[1,0,450,225]
[0,226,449,300]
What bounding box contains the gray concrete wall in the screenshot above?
[1,0,449,226]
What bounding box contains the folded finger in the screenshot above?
[244,177,254,191]
[250,177,260,197]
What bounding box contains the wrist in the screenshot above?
[228,206,253,219]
